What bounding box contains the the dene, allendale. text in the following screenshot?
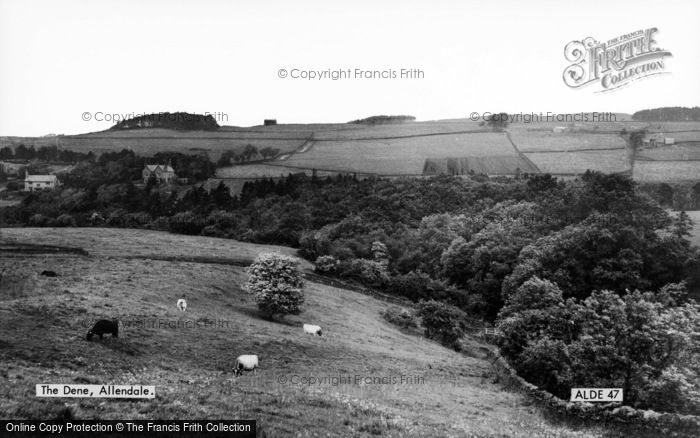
[36,384,154,398]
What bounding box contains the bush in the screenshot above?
[28,214,52,226]
[385,271,433,301]
[149,216,170,231]
[122,212,151,228]
[381,307,417,329]
[55,214,76,227]
[415,300,467,350]
[201,224,226,237]
[338,258,389,288]
[314,255,339,274]
[106,208,129,227]
[169,211,206,235]
[245,253,305,319]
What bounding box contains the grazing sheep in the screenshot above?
[177,298,187,312]
[86,319,118,341]
[303,323,322,336]
[233,355,259,376]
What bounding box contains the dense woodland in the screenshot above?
[1,148,699,414]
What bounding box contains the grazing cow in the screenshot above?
[86,319,118,341]
[41,270,58,277]
[233,355,259,376]
[303,324,322,336]
[177,298,187,312]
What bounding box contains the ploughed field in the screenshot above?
[0,228,640,437]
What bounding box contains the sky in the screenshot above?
[0,0,698,135]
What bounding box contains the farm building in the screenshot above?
[142,163,176,184]
[24,173,59,191]
[644,135,675,148]
[264,119,277,126]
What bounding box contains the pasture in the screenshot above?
[525,149,631,175]
[0,227,644,437]
[3,119,700,183]
[633,161,700,182]
[507,131,627,152]
[278,132,518,175]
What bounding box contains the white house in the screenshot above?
[24,173,59,192]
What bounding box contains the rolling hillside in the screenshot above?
[0,228,642,437]
[3,118,700,184]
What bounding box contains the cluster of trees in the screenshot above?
[2,151,699,412]
[216,145,280,167]
[497,277,700,414]
[632,106,700,121]
[0,144,94,162]
[111,112,220,131]
[639,181,700,211]
[349,115,416,125]
[485,112,509,131]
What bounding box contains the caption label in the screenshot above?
[36,384,155,398]
[571,388,623,402]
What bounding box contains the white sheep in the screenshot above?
[176,298,187,312]
[233,354,259,376]
[303,324,322,336]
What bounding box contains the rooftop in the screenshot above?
[25,174,58,182]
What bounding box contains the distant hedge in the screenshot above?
[349,115,415,125]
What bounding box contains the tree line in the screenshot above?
[632,106,700,121]
[0,144,94,162]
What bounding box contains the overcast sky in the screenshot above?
[0,0,698,135]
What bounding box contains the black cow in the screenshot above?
[86,319,118,341]
[41,270,58,277]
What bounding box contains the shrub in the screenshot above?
[55,214,76,227]
[169,211,206,235]
[106,208,129,227]
[245,253,305,319]
[149,216,170,231]
[201,224,226,237]
[415,300,467,350]
[314,255,339,274]
[385,270,432,301]
[122,212,151,228]
[206,210,237,229]
[338,258,389,288]
[381,306,417,329]
[28,214,52,226]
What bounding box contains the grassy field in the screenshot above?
[525,149,631,175]
[637,145,700,160]
[633,161,700,182]
[508,132,627,152]
[3,119,700,183]
[277,133,518,175]
[0,227,652,437]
